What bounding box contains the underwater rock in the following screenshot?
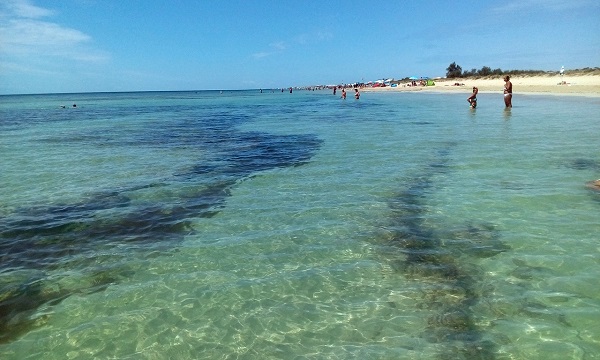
[585,179,600,191]
[510,258,556,281]
[383,143,502,358]
[567,158,600,171]
[0,126,322,343]
[445,223,510,259]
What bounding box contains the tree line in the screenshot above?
[444,62,600,78]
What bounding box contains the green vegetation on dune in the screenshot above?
[445,62,600,79]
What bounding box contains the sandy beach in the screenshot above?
[361,74,600,97]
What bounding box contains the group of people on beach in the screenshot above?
[467,76,512,109]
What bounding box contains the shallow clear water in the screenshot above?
[1,90,599,359]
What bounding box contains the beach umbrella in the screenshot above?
[409,76,419,80]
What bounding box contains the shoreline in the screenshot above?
[360,74,600,98]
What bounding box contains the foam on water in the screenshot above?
[1,91,599,359]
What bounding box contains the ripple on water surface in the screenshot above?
[0,91,599,359]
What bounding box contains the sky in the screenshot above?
[0,0,599,94]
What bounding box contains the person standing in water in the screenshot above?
[354,88,360,99]
[503,76,512,108]
[467,86,478,108]
[341,88,346,99]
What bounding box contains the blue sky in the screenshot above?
[1,0,599,94]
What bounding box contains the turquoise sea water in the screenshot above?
[1,90,599,359]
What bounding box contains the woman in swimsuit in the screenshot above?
[467,87,478,108]
[503,76,512,108]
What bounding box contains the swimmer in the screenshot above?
[354,88,360,99]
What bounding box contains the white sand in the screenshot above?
[361,75,600,97]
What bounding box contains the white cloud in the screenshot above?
[269,41,287,50]
[0,0,108,62]
[294,30,333,45]
[2,0,54,19]
[251,41,288,59]
[252,51,272,59]
[2,19,90,48]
